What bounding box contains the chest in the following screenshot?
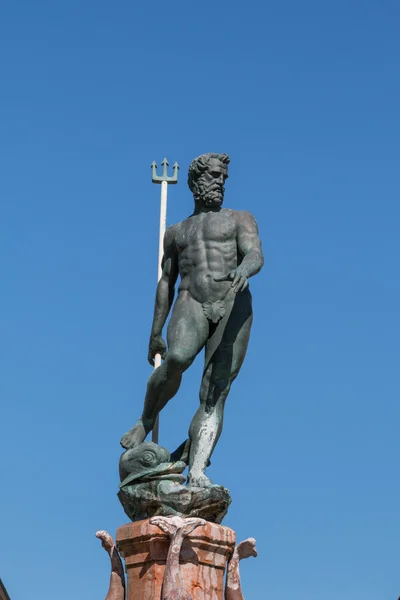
[175,212,236,250]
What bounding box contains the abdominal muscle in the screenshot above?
[177,240,238,304]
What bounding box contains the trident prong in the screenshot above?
[151,157,179,184]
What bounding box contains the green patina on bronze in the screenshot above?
[118,153,264,522]
[151,158,179,184]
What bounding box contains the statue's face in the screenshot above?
[197,158,228,209]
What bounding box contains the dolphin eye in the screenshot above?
[142,450,157,466]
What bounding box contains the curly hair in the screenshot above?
[187,153,230,194]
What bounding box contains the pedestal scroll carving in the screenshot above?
[225,538,257,600]
[96,530,126,600]
[150,516,206,600]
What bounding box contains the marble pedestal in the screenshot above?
[116,519,236,600]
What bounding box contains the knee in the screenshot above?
[166,349,194,373]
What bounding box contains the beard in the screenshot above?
[197,181,225,208]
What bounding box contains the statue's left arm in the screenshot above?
[215,211,264,293]
[236,209,264,275]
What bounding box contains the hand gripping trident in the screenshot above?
[151,158,179,443]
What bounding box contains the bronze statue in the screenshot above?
[120,153,264,489]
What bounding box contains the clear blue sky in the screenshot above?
[1,1,399,599]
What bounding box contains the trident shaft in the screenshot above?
[151,158,179,444]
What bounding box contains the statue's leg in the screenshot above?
[120,293,209,449]
[187,290,253,487]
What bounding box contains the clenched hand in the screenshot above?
[148,334,167,366]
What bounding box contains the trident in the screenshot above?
[150,158,179,443]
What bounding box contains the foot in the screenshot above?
[186,473,216,489]
[120,420,147,449]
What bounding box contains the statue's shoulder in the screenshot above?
[166,222,178,235]
[164,223,179,247]
[236,209,257,219]
[227,209,257,224]
[231,210,260,237]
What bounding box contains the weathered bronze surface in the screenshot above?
[119,153,263,519]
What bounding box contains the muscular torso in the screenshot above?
[174,208,240,304]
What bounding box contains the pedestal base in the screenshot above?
[117,519,236,600]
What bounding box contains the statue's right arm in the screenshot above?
[148,226,179,365]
